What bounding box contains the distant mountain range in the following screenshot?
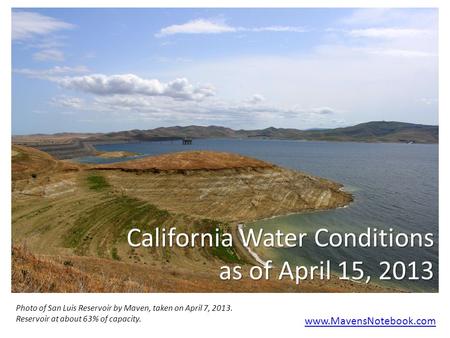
[87,121,438,144]
[13,121,438,147]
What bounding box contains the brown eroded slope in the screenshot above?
[88,151,352,221]
[12,145,80,181]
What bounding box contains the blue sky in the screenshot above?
[12,8,438,134]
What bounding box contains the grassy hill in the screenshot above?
[301,121,438,143]
[88,121,437,144]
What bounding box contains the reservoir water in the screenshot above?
[79,139,438,291]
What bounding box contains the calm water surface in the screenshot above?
[78,139,438,291]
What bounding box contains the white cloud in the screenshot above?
[156,18,306,37]
[54,74,215,101]
[14,65,89,77]
[51,96,84,109]
[314,44,435,59]
[340,8,437,29]
[420,98,438,105]
[327,9,438,66]
[156,19,236,37]
[365,48,434,58]
[310,107,335,115]
[12,11,74,41]
[28,36,67,49]
[32,48,65,61]
[249,26,306,33]
[348,28,431,39]
[69,93,339,129]
[341,9,402,26]
[246,94,266,104]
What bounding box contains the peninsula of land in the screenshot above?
[12,145,396,292]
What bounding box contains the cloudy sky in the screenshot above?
[12,8,438,134]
